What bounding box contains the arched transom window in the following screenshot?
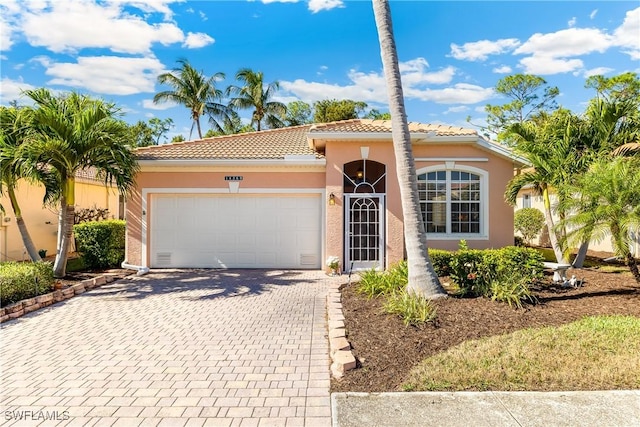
[417,166,488,238]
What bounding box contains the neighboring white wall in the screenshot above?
[515,189,640,257]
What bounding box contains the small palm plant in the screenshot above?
[558,157,640,283]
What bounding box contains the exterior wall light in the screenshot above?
[329,193,336,206]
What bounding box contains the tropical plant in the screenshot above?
[514,207,545,244]
[227,68,286,131]
[313,99,368,123]
[0,105,49,261]
[283,101,313,126]
[504,109,586,264]
[204,110,254,137]
[154,59,229,139]
[557,157,640,283]
[372,0,446,299]
[480,74,559,143]
[22,88,139,278]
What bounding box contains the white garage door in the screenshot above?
[150,194,321,269]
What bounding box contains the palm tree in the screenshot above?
[570,97,640,266]
[23,88,139,278]
[558,157,640,283]
[154,59,229,139]
[227,68,286,131]
[0,106,45,261]
[372,0,446,299]
[504,110,585,265]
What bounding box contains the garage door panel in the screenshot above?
[151,194,321,268]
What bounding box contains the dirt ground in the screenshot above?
[331,256,640,393]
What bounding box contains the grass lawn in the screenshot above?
[402,315,640,391]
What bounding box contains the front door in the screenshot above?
[345,194,385,271]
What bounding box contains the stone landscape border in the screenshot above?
[0,273,125,323]
[327,279,357,378]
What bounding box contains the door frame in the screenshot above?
[344,193,385,272]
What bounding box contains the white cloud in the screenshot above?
[568,17,577,27]
[406,84,494,104]
[613,7,640,60]
[142,98,176,110]
[13,1,185,54]
[182,32,215,49]
[398,58,456,85]
[0,77,36,105]
[514,27,614,75]
[308,0,344,13]
[0,0,20,51]
[515,28,612,58]
[583,67,614,78]
[590,9,598,19]
[519,56,584,75]
[199,11,208,21]
[44,56,166,95]
[280,58,480,106]
[444,106,469,114]
[24,4,182,54]
[110,0,178,19]
[492,65,512,74]
[450,38,520,61]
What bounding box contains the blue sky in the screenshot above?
[1,1,638,142]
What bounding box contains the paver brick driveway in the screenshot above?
[1,269,340,427]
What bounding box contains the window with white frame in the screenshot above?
[417,167,487,237]
[522,194,531,208]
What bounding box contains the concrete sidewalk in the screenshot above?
[332,390,640,427]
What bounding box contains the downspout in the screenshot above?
[121,261,150,276]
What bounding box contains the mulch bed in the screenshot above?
[58,268,133,287]
[331,260,640,393]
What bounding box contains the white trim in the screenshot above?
[416,164,489,240]
[141,187,326,268]
[416,157,489,162]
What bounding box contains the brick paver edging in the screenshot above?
[327,279,357,378]
[0,272,129,323]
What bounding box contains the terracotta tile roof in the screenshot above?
[134,119,479,161]
[308,119,478,136]
[135,125,320,160]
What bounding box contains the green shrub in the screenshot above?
[357,262,407,298]
[449,246,544,299]
[449,249,488,297]
[514,208,545,244]
[429,249,453,276]
[384,291,437,326]
[0,262,54,307]
[490,272,537,309]
[74,220,126,269]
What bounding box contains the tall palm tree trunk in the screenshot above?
[53,204,74,278]
[372,0,446,299]
[542,187,568,264]
[7,187,41,261]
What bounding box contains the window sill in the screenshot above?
[426,234,489,240]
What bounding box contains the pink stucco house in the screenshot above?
[124,119,523,272]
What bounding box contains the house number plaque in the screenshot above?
[224,176,243,181]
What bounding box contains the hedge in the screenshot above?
[0,262,54,307]
[74,220,126,269]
